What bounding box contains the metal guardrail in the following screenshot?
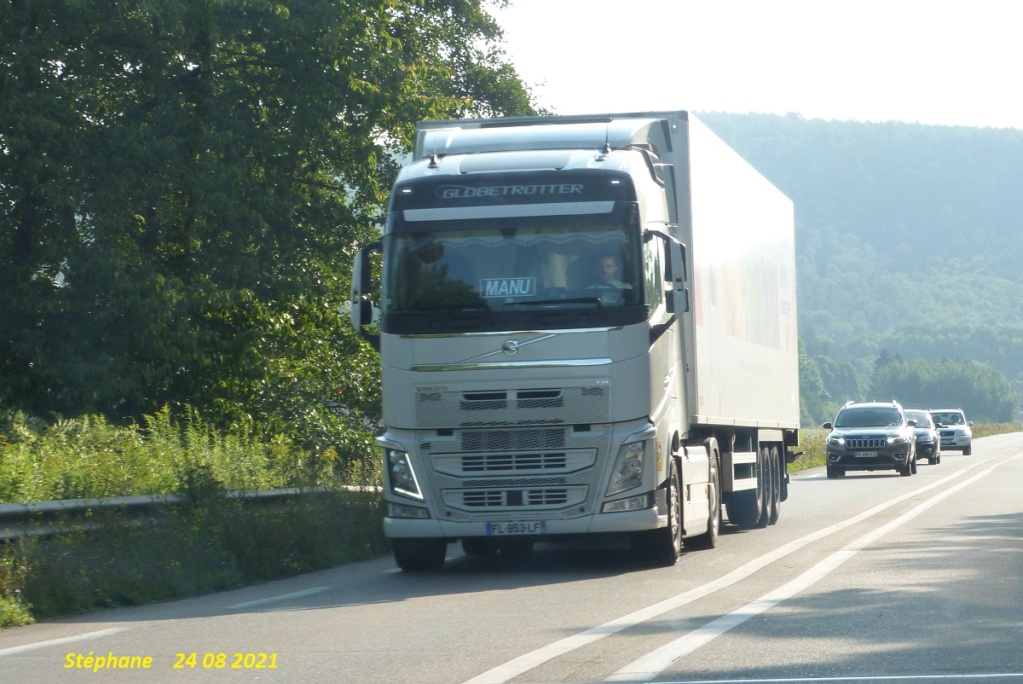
[0,488,328,542]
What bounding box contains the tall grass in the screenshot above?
[0,407,386,627]
[0,406,376,503]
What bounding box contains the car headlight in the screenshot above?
[607,440,645,496]
[827,434,845,446]
[386,448,423,500]
[887,434,910,445]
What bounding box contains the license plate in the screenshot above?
[854,451,879,458]
[485,521,547,536]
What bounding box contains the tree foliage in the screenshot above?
[0,0,535,452]
[870,353,1017,422]
[798,338,832,426]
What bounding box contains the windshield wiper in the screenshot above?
[504,297,603,308]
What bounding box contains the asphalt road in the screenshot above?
[2,433,1022,684]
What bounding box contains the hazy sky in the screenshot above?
[492,0,1023,130]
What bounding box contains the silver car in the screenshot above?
[929,408,973,455]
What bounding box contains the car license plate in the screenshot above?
[485,521,547,536]
[854,451,878,458]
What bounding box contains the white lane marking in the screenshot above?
[0,628,124,658]
[227,586,329,609]
[608,455,1022,681]
[461,457,997,684]
[654,674,1023,682]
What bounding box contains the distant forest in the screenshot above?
[699,113,1023,422]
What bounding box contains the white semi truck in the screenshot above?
[350,111,799,571]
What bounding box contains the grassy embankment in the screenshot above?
[0,410,1018,628]
[0,408,388,628]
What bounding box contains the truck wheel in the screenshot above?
[768,446,781,525]
[687,444,720,550]
[391,538,447,572]
[631,460,681,566]
[755,446,771,529]
[727,449,765,528]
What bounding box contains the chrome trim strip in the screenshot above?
[398,327,623,339]
[403,201,614,221]
[412,358,613,372]
[464,334,556,363]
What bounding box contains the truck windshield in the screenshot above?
[383,223,643,317]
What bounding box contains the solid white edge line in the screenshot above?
[0,627,125,658]
[607,454,1022,682]
[461,457,996,684]
[227,586,330,609]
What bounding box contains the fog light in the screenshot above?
[602,493,652,513]
[388,502,431,519]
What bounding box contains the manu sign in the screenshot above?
[480,277,536,298]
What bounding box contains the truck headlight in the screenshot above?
[386,448,423,500]
[607,441,645,496]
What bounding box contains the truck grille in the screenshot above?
[416,386,609,427]
[463,452,566,472]
[462,429,564,451]
[444,485,587,510]
[420,427,607,519]
[432,449,596,476]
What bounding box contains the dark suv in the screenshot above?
[822,401,918,479]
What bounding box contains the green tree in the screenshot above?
[1,0,535,454]
[871,353,1018,422]
[798,338,832,426]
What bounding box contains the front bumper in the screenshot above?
[827,449,909,471]
[383,503,666,539]
[940,435,971,449]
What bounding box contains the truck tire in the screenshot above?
[768,446,781,525]
[727,447,765,529]
[755,446,772,529]
[687,443,720,551]
[631,460,681,566]
[391,538,447,572]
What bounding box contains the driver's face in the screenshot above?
[600,257,618,281]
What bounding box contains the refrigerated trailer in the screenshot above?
[350,111,799,571]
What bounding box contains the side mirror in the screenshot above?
[822,422,833,429]
[350,240,382,351]
[646,229,689,314]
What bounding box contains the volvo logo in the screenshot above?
[501,340,520,356]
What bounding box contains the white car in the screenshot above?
[929,408,973,455]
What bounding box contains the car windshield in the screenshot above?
[932,412,964,425]
[834,407,903,428]
[905,411,932,427]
